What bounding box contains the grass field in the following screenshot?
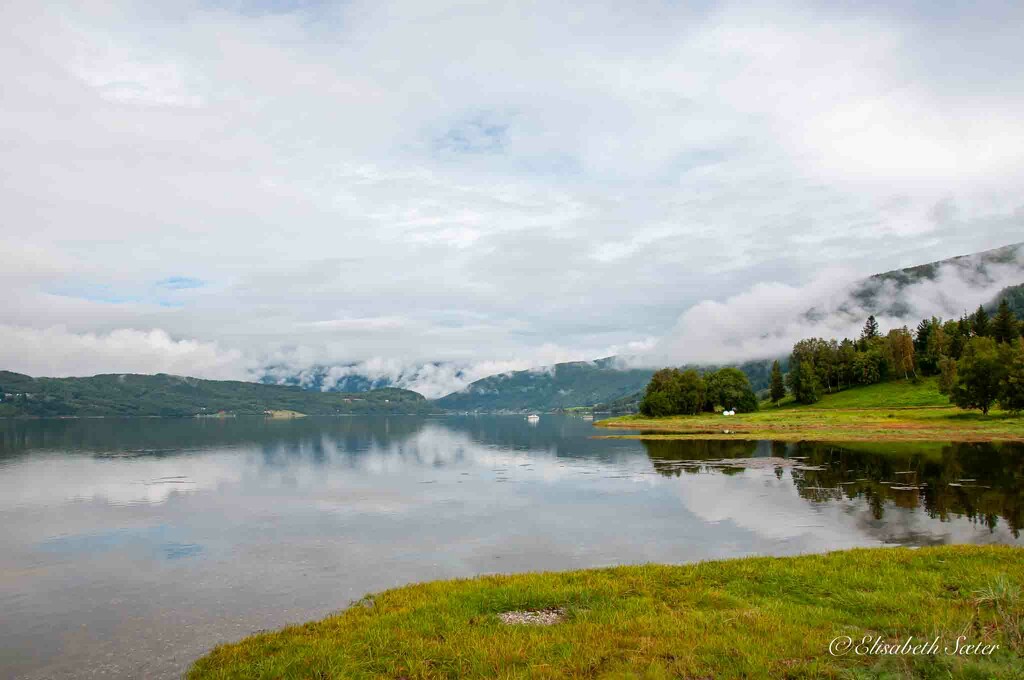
[188,546,1024,679]
[598,378,1024,442]
[774,377,951,409]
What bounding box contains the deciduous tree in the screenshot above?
[950,337,1004,415]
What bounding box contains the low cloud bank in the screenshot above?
[640,246,1024,367]
[0,326,248,381]
[259,347,587,400]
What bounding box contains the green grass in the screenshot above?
[600,379,1024,443]
[796,377,950,409]
[189,546,1024,679]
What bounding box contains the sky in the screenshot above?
[2,0,1023,397]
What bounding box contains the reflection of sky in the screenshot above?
[0,416,1020,679]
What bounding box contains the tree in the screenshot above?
[813,339,839,393]
[706,367,759,413]
[769,360,786,405]
[937,356,957,395]
[887,327,916,380]
[837,338,857,388]
[640,368,681,417]
[853,351,881,385]
[944,318,966,360]
[639,389,674,417]
[787,340,821,404]
[914,318,932,356]
[795,361,820,404]
[674,369,707,415]
[992,298,1019,344]
[924,319,949,373]
[998,340,1024,414]
[972,304,990,337]
[639,368,707,417]
[950,337,1004,415]
[998,340,1024,415]
[861,315,879,342]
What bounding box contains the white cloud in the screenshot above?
[0,326,247,380]
[1,0,1023,384]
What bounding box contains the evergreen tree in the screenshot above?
[972,304,990,337]
[769,360,786,404]
[837,339,857,388]
[861,315,879,341]
[950,337,1004,415]
[992,298,1019,344]
[787,340,822,404]
[914,318,931,356]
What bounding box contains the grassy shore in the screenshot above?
[597,378,1024,443]
[189,546,1023,679]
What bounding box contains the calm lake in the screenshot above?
[1,415,1021,678]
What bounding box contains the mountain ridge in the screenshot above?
[0,370,435,417]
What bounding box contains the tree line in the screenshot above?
[639,366,759,417]
[777,298,1024,414]
[639,297,1024,418]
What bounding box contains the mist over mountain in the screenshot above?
[434,358,652,413]
[256,243,1024,413]
[648,242,1024,367]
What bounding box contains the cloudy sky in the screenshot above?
[2,0,1023,395]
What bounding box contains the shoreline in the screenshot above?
[595,406,1024,443]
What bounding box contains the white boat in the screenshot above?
[526,414,540,422]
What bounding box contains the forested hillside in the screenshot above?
[0,371,434,417]
[435,358,653,412]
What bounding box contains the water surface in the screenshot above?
[1,416,1021,678]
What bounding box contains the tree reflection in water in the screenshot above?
[642,439,1024,537]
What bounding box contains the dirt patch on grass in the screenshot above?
[498,607,565,626]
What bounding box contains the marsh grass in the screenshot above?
[189,546,1024,679]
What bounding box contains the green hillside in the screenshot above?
[435,358,777,413]
[436,358,653,412]
[777,377,950,409]
[0,371,435,418]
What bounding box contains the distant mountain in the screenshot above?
[834,242,1023,319]
[435,357,781,413]
[987,283,1024,317]
[0,371,435,418]
[261,364,399,392]
[435,357,652,412]
[258,361,476,399]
